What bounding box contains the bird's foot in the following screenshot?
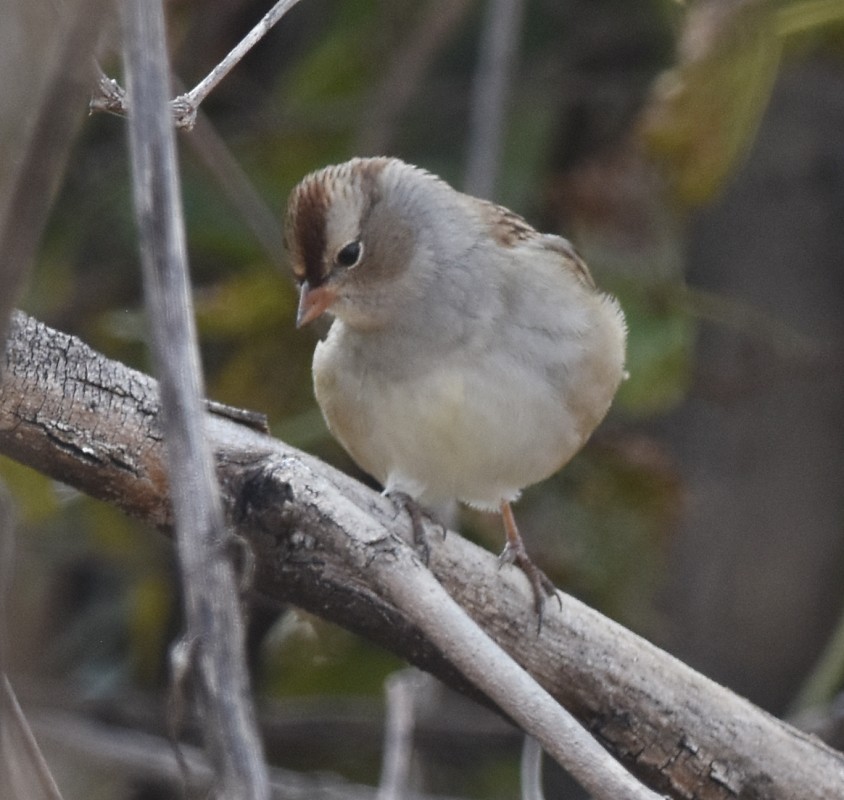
[499,501,561,631]
[498,539,559,628]
[387,491,437,565]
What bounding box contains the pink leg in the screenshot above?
[499,500,558,626]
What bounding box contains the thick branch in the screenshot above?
[1,311,843,799]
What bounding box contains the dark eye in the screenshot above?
[335,240,363,268]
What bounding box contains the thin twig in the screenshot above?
[186,111,286,266]
[93,0,304,129]
[360,523,666,800]
[91,63,128,116]
[176,0,304,126]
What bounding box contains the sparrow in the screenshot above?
[285,156,627,618]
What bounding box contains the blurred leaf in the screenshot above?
[776,0,844,37]
[0,457,60,525]
[641,1,782,204]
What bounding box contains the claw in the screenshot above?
[388,491,432,565]
[499,501,560,632]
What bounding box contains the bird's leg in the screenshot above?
[387,491,433,565]
[498,501,559,625]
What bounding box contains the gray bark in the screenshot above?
[2,310,843,799]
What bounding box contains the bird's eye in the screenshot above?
[335,240,363,268]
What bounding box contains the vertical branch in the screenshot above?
[120,2,269,798]
[464,0,527,198]
[376,670,423,800]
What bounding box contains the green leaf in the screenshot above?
[642,3,782,204]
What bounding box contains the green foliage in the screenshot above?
[615,284,695,416]
[643,0,844,204]
[643,2,782,204]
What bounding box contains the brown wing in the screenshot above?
[479,200,596,289]
[479,200,537,247]
[537,234,596,289]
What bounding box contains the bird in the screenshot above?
[285,156,627,618]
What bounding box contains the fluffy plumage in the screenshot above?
[286,157,627,611]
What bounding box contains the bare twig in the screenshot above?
[91,64,128,116]
[93,0,304,129]
[356,518,665,800]
[120,1,268,798]
[464,0,528,198]
[174,0,304,128]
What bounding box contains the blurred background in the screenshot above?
[1,0,843,797]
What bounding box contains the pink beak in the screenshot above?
[296,282,336,328]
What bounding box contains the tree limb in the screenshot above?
[1,311,843,798]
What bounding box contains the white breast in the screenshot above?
[312,281,625,511]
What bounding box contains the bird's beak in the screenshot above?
[296,282,336,328]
